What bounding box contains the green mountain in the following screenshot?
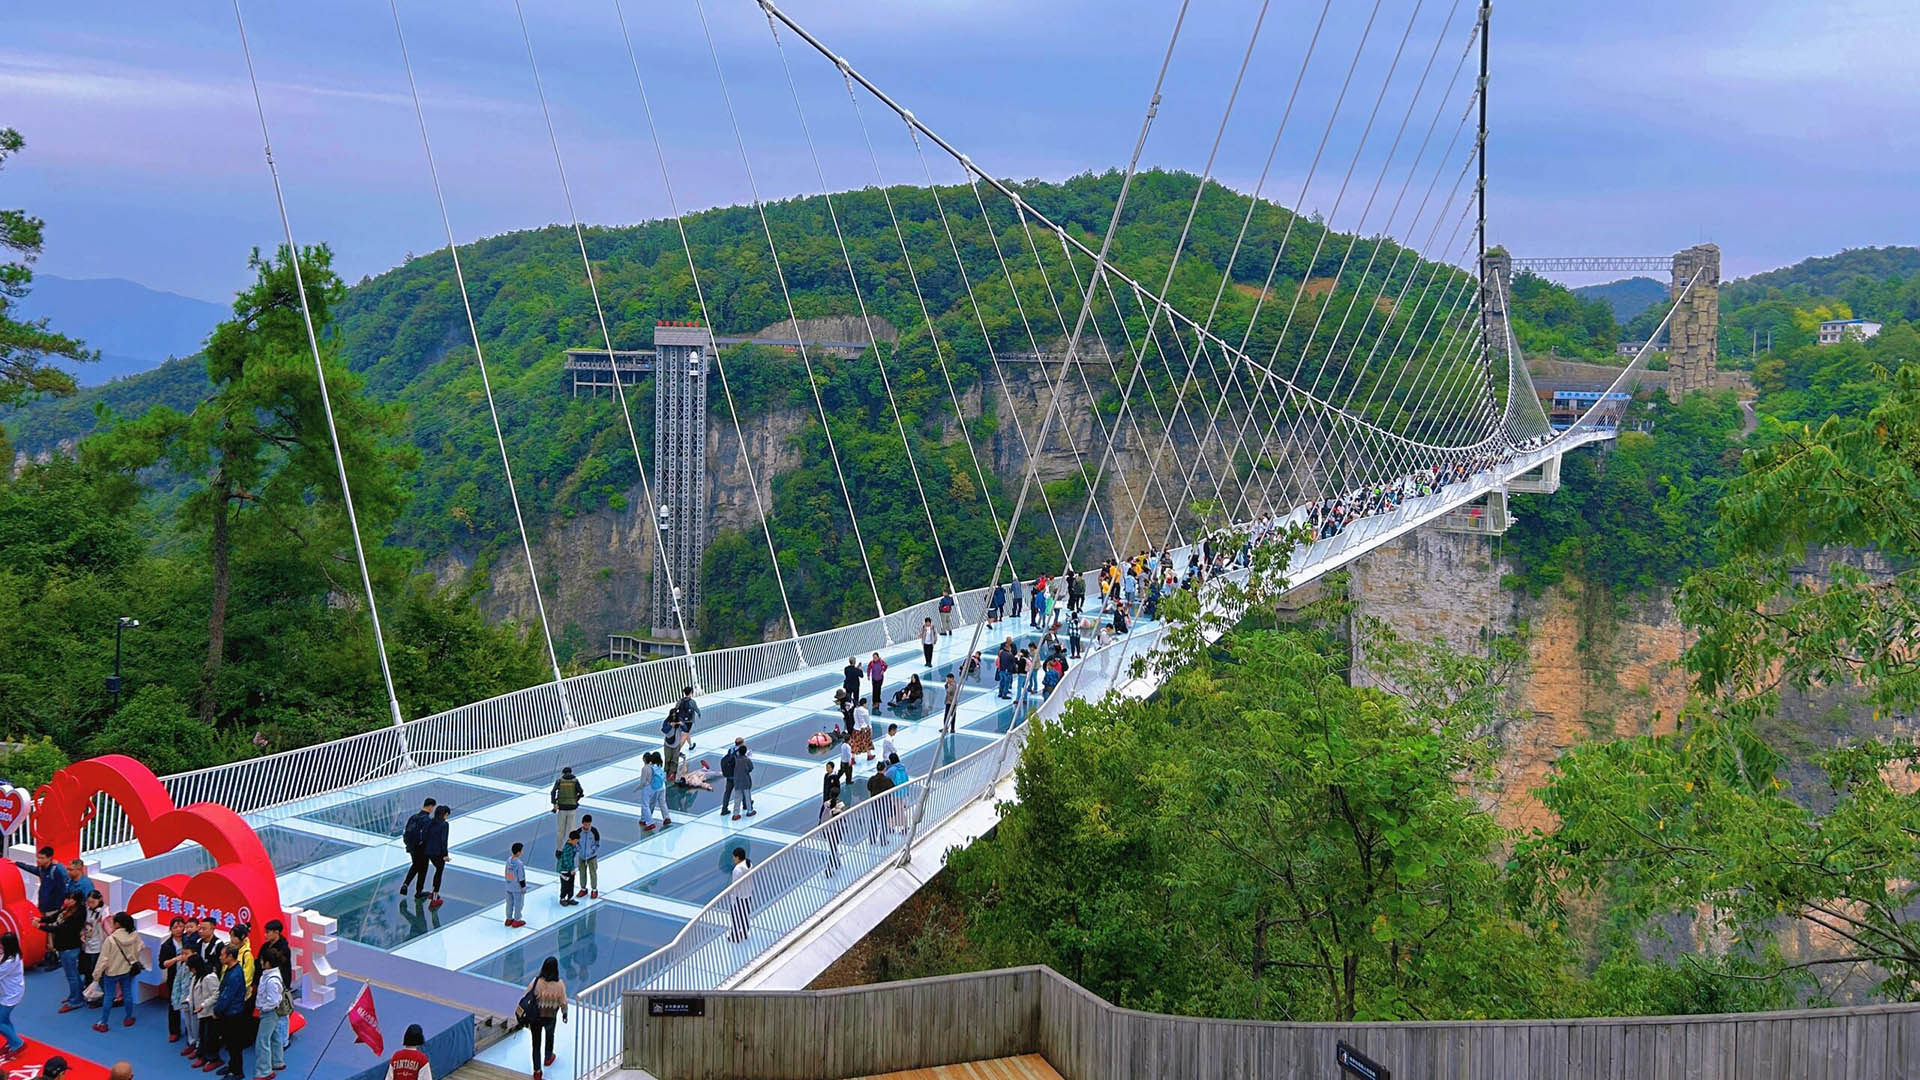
[8,170,1563,644]
[1722,246,1920,317]
[1573,276,1667,324]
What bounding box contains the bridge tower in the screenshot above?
[650,323,711,640]
[1481,247,1513,366]
[1668,243,1720,400]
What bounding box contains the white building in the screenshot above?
[1818,318,1883,346]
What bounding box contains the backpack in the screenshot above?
[939,595,953,612]
[721,749,737,779]
[402,812,427,851]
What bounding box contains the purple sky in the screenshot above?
[5,0,1916,303]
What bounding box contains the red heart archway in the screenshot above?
[21,755,285,961]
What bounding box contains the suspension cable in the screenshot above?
[689,0,891,635]
[840,73,1018,583]
[386,0,577,724]
[608,0,805,662]
[763,15,957,596]
[509,0,701,685]
[230,0,412,753]
[1062,0,1280,561]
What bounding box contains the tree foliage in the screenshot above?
[939,600,1576,1022]
[1521,364,1920,1001]
[0,128,93,413]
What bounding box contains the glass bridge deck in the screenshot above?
[85,619,1083,1074]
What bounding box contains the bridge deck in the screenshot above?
[79,433,1606,1080]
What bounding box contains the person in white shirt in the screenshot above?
[880,724,899,765]
[836,738,854,787]
[726,848,753,943]
[0,931,25,1057]
[919,618,938,667]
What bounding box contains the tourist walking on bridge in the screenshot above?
[424,805,451,908]
[728,739,757,821]
[399,798,438,897]
[842,656,863,702]
[727,849,753,942]
[525,956,568,1079]
[550,766,584,852]
[920,617,938,668]
[938,590,955,636]
[0,932,25,1060]
[942,673,960,734]
[504,842,528,928]
[578,814,602,899]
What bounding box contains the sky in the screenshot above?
[5,0,1917,305]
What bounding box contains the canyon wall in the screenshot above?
[445,363,1231,652]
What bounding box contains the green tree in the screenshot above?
[1521,364,1920,1000]
[0,128,93,408]
[101,246,413,723]
[947,601,1573,1022]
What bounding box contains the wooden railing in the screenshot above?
[621,965,1920,1080]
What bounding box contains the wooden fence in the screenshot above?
[622,965,1920,1079]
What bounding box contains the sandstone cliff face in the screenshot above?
[443,363,1223,651]
[1347,529,1879,833]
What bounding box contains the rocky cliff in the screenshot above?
[1347,529,1889,832]
[442,361,1228,654]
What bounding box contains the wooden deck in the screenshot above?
[846,1055,1065,1080]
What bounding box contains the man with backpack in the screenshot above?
[672,686,701,733]
[720,740,739,817]
[550,767,584,854]
[399,798,436,899]
[937,591,955,636]
[726,738,756,821]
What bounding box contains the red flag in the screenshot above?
[347,983,385,1057]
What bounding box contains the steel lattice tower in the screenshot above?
[650,323,710,639]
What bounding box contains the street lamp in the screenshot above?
[108,616,139,705]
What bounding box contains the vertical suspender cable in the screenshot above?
[840,74,1024,584]
[692,0,891,635]
[959,0,1192,668]
[387,0,576,726]
[763,15,958,597]
[509,0,702,688]
[230,0,413,764]
[609,0,807,665]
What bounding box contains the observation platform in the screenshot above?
[80,618,1074,1078]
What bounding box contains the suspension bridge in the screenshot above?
[29,1,1728,1077]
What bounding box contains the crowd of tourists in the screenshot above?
[11,848,293,1078]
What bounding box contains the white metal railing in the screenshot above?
[572,578,1169,1076]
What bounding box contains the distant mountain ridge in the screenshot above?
[1573,277,1667,324]
[12,275,226,385]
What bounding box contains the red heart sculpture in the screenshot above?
[33,755,284,957]
[0,787,27,833]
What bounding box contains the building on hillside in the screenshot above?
[1538,380,1632,431]
[1616,340,1650,357]
[1817,318,1883,346]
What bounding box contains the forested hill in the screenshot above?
[1721,245,1920,315]
[10,169,1493,560]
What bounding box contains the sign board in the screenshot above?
[648,996,706,1018]
[1336,1040,1390,1080]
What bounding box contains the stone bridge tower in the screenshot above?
[1668,244,1720,400]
